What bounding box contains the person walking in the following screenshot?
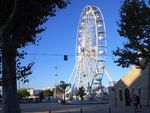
[136,95,142,109]
[133,94,138,109]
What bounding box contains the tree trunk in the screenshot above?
[80,95,83,101]
[2,47,20,113]
[64,91,66,104]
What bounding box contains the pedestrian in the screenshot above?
[133,94,138,109]
[136,95,142,109]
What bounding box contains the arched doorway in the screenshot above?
[132,88,135,96]
[124,88,131,106]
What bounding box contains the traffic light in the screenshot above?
[64,55,68,61]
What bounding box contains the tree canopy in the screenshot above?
[57,81,71,92]
[113,0,150,69]
[77,86,86,100]
[0,0,70,48]
[17,89,30,99]
[43,89,53,97]
[56,81,70,104]
[0,0,70,113]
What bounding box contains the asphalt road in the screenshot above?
[0,102,150,113]
[21,103,108,113]
[0,103,109,113]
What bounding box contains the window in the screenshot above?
[119,89,123,101]
[132,88,135,96]
[138,88,141,96]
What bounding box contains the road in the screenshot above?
[21,103,108,113]
[0,102,150,113]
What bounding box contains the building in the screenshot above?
[27,88,42,96]
[109,63,150,107]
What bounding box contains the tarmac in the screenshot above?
[0,103,150,113]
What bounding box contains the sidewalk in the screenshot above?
[109,106,150,113]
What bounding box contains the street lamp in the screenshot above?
[54,66,58,97]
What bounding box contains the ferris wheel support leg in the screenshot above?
[88,82,92,98]
[99,78,104,97]
[104,68,114,83]
[68,60,78,83]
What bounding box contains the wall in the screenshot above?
[109,63,150,107]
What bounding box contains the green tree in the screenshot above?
[0,0,70,113]
[77,86,86,100]
[39,91,44,102]
[57,81,70,104]
[113,0,150,69]
[17,89,29,99]
[43,89,53,97]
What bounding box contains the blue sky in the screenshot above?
[20,0,131,89]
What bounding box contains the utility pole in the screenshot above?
[54,66,58,97]
[54,66,58,86]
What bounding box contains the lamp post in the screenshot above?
[54,66,58,97]
[55,74,58,86]
[54,66,58,86]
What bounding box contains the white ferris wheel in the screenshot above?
[67,5,114,96]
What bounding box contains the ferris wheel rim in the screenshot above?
[76,5,106,64]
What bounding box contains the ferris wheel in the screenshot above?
[67,5,114,97]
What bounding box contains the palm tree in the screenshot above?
[77,87,86,100]
[56,81,70,104]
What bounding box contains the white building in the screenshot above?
[27,88,42,96]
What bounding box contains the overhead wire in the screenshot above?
[26,52,114,57]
